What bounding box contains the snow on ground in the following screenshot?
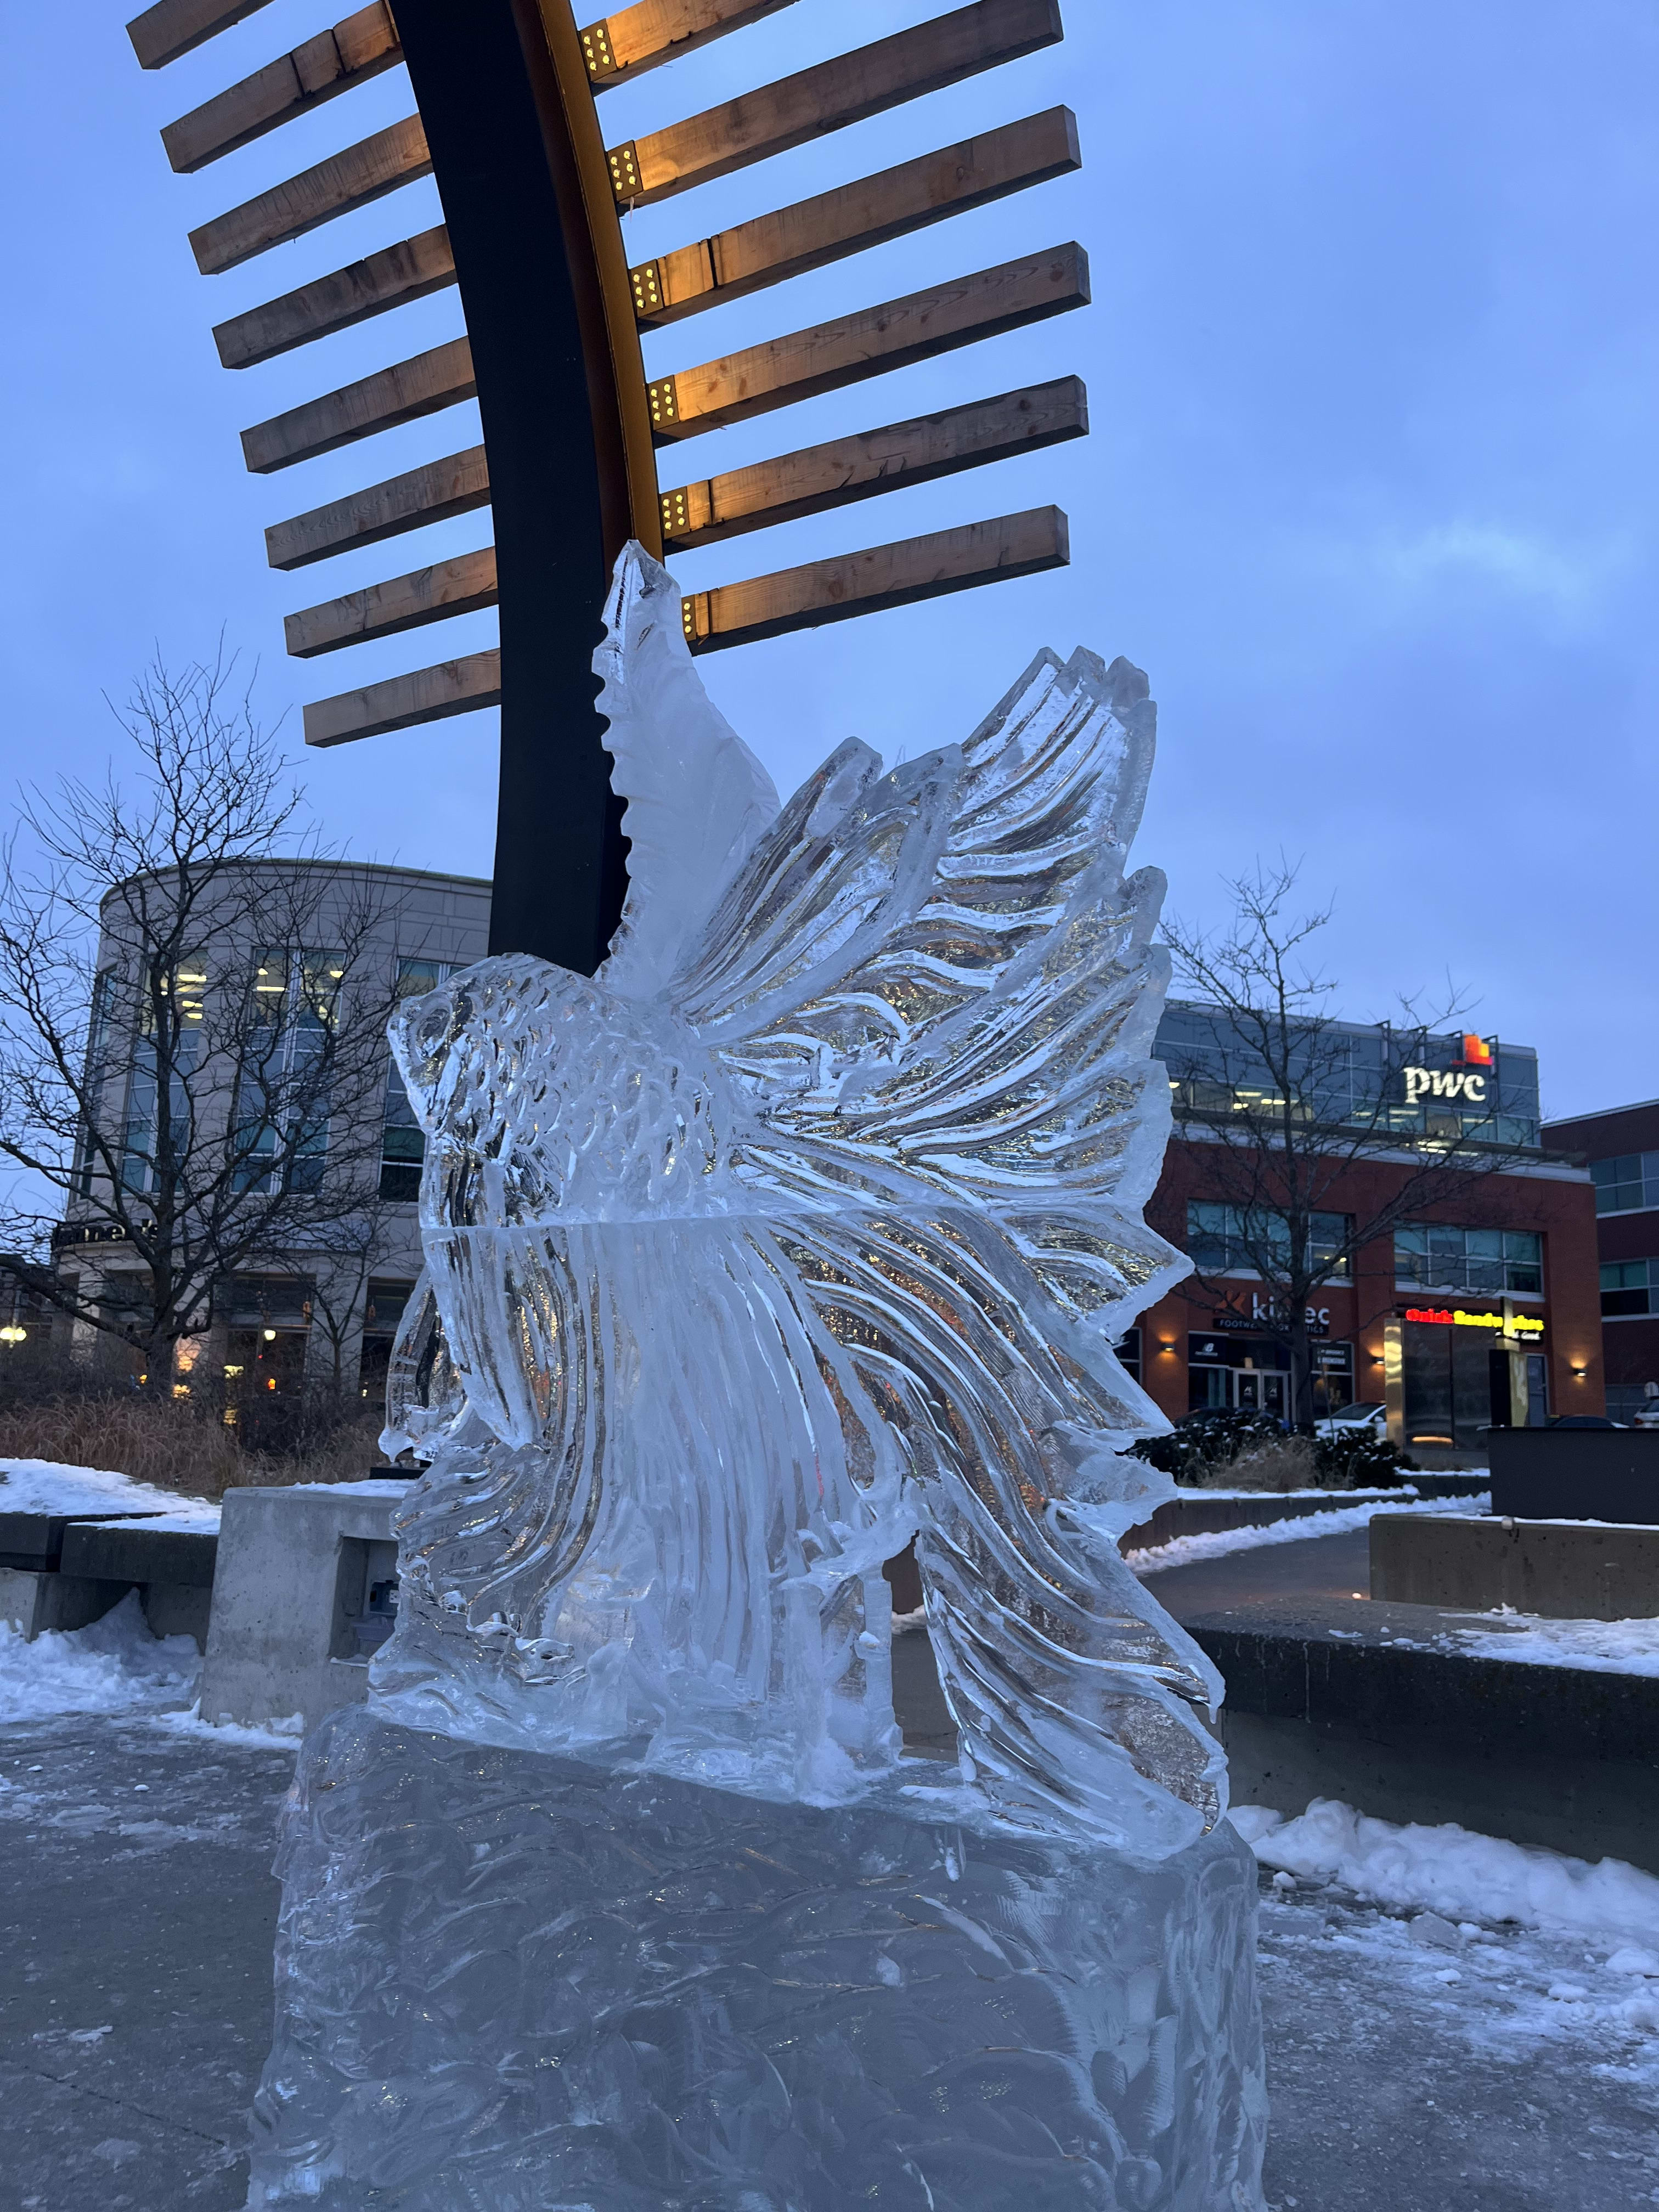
[0,1592,200,1725]
[1256,1869,1659,2114]
[1126,1491,1490,1572]
[1440,1611,1659,1676]
[1233,1797,1659,1954]
[0,1456,219,1527]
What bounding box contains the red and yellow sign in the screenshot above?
[1403,1305,1543,1335]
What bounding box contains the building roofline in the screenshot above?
[1542,1099,1659,1129]
[98,857,492,914]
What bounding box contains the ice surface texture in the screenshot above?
[248,1707,1266,2211]
[374,545,1219,1857]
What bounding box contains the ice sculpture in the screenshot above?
[247,549,1267,2210]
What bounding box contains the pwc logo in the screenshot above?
[1403,1033,1493,1109]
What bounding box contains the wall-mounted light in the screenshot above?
[1157,1339,1177,1355]
[1570,1363,1587,1379]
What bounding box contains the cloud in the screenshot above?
[1374,520,1627,614]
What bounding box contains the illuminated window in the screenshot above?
[232,951,342,1195]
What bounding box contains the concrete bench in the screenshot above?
[199,1481,410,1731]
[1370,1511,1659,1621]
[0,1509,210,1641]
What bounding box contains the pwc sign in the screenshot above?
[1403,1034,1494,1109]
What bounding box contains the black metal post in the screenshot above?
[392,0,628,976]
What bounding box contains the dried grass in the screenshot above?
[1200,1435,1322,1492]
[0,1394,390,1502]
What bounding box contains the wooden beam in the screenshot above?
[285,548,499,657]
[128,0,275,69]
[303,651,502,747]
[213,228,456,370]
[161,6,402,173]
[579,0,801,89]
[633,108,1079,328]
[605,0,1063,206]
[660,378,1086,549]
[241,337,475,473]
[266,445,490,570]
[189,114,431,274]
[681,506,1069,652]
[649,244,1088,440]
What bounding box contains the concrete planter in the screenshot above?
[1370,1511,1659,1621]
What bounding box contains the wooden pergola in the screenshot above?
[127,0,1092,969]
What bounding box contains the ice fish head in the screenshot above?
[390,952,735,1231]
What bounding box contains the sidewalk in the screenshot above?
[4,1707,1658,2210]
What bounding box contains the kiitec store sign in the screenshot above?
[1401,1034,1494,1109]
[1212,1293,1331,1337]
[1403,1305,1544,1337]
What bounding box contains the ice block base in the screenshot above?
[248,1708,1267,2210]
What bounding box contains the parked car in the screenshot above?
[1314,1402,1387,1441]
[1545,1414,1626,1430]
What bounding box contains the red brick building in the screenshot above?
[1541,1097,1659,1425]
[1131,1007,1606,1449]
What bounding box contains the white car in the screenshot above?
[1314,1402,1387,1441]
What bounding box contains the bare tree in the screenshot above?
[288,1199,408,1401]
[0,654,410,1387]
[1160,862,1542,1428]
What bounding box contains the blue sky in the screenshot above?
[3,0,1655,1120]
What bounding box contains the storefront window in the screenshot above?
[1394,1223,1542,1296]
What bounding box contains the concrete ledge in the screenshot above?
[1124,1489,1406,1550]
[200,1482,409,1730]
[1370,1513,1659,1620]
[1189,1595,1659,1873]
[59,1521,218,1587]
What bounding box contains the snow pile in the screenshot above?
[150,1706,305,1752]
[1127,1492,1489,1573]
[1445,1611,1659,1677]
[1232,1797,1659,1950]
[0,1456,219,1528]
[0,1591,201,1723]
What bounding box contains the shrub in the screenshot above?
[1130,1407,1285,1485]
[1311,1426,1415,1491]
[1218,1435,1321,1492]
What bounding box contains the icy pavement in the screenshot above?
[3,1599,1657,2208]
[1255,1864,1659,2209]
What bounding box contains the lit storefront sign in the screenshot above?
[1402,1305,1544,1336]
[1210,1293,1331,1337]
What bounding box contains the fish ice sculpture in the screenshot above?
[374,545,1224,1857]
